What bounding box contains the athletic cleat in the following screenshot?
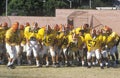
[100,66,104,69]
[45,64,50,67]
[7,64,15,69]
[116,60,119,64]
[56,63,60,67]
[113,64,117,68]
[52,64,57,68]
[36,64,42,67]
[65,62,71,67]
[64,63,68,67]
[87,66,91,68]
[107,65,110,68]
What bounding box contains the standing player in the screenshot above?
[77,29,85,66]
[0,23,6,64]
[24,22,41,67]
[54,24,64,66]
[43,25,57,67]
[5,23,20,69]
[85,29,103,69]
[106,28,119,67]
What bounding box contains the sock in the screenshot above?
[65,61,68,64]
[7,62,11,66]
[114,61,116,65]
[82,61,84,66]
[17,57,21,65]
[69,61,72,65]
[36,60,40,66]
[92,62,96,66]
[105,62,108,66]
[100,63,103,67]
[46,61,49,65]
[11,59,15,65]
[56,61,59,64]
[28,60,31,65]
[88,62,91,66]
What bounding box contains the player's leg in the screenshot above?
[101,50,110,68]
[55,46,60,66]
[110,47,116,67]
[49,46,56,67]
[95,49,104,69]
[114,46,119,64]
[26,43,32,65]
[6,43,16,69]
[32,43,41,67]
[15,45,22,65]
[87,51,92,68]
[63,47,69,66]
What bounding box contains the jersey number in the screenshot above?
[88,40,96,47]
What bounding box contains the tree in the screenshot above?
[7,0,68,16]
[0,0,6,15]
[92,0,113,8]
[24,0,44,16]
[8,0,44,16]
[0,0,114,16]
[43,0,68,16]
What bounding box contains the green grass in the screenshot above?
[0,65,120,78]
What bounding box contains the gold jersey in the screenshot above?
[68,34,78,52]
[44,33,56,46]
[77,36,85,49]
[85,33,96,52]
[24,27,39,40]
[61,35,68,48]
[37,28,45,41]
[5,28,21,44]
[93,34,103,50]
[20,30,26,44]
[107,32,119,48]
[75,27,81,34]
[56,32,64,47]
[0,28,6,43]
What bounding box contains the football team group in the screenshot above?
[0,22,119,69]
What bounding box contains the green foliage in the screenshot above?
[7,0,68,16]
[92,0,113,8]
[43,0,68,16]
[0,0,114,16]
[0,0,6,15]
[8,0,44,16]
[43,0,56,16]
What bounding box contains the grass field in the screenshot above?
[0,45,120,78]
[0,65,120,78]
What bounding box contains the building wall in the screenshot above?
[1,9,119,35]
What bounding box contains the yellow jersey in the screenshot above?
[44,33,56,46]
[75,27,81,34]
[37,28,45,41]
[85,33,94,52]
[5,28,21,44]
[77,36,85,49]
[93,34,103,50]
[20,30,26,44]
[68,34,78,52]
[107,32,119,48]
[56,32,64,47]
[61,35,68,48]
[24,26,30,40]
[24,27,39,40]
[0,28,6,43]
